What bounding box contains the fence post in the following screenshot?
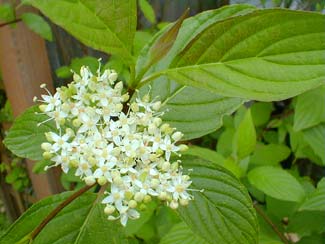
[0,3,63,200]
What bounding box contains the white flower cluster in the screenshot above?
[35,66,192,226]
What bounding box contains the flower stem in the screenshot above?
[29,183,96,241]
[254,203,290,244]
[0,18,22,28]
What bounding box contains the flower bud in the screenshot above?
[114,81,123,90]
[180,199,189,206]
[179,144,188,152]
[159,192,167,200]
[134,192,145,202]
[153,117,162,126]
[121,93,129,102]
[85,176,96,186]
[170,201,179,210]
[42,151,53,160]
[171,162,179,171]
[125,191,134,200]
[97,176,107,186]
[143,195,152,203]
[72,119,81,127]
[39,105,47,112]
[142,94,150,103]
[41,142,52,151]
[128,200,137,208]
[108,72,118,83]
[152,101,161,111]
[104,205,115,215]
[161,161,170,171]
[130,102,139,112]
[172,132,183,141]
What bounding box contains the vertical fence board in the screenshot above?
[0,3,62,200]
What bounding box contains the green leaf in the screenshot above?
[289,128,323,165]
[70,56,99,74]
[149,9,325,101]
[30,0,136,65]
[133,31,153,57]
[251,102,274,127]
[125,201,157,236]
[138,0,155,24]
[234,109,256,159]
[21,13,53,41]
[217,127,235,157]
[136,4,255,76]
[250,144,291,166]
[4,106,56,160]
[183,146,225,164]
[294,85,325,131]
[178,155,258,244]
[136,5,254,139]
[154,84,243,140]
[32,159,50,174]
[155,205,181,239]
[298,234,325,244]
[0,192,130,244]
[248,166,305,202]
[146,9,189,68]
[160,222,208,244]
[55,66,72,79]
[266,196,297,221]
[256,210,282,244]
[303,124,325,165]
[299,178,325,211]
[0,3,15,22]
[287,211,325,237]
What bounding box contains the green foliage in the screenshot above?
[299,178,325,211]
[138,0,156,24]
[3,2,325,244]
[234,109,256,159]
[293,85,325,131]
[0,3,15,22]
[0,192,131,244]
[137,5,254,139]
[250,102,273,127]
[178,155,258,244]
[28,0,137,65]
[147,9,325,101]
[21,13,53,41]
[160,222,208,244]
[0,100,14,123]
[3,106,57,160]
[303,124,325,164]
[250,144,291,166]
[248,166,306,202]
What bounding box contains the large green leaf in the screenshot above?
[29,0,136,64]
[178,155,258,244]
[299,178,325,211]
[160,222,208,244]
[144,9,325,101]
[0,192,130,244]
[294,85,325,131]
[3,106,56,160]
[303,123,325,164]
[137,5,255,139]
[248,166,306,202]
